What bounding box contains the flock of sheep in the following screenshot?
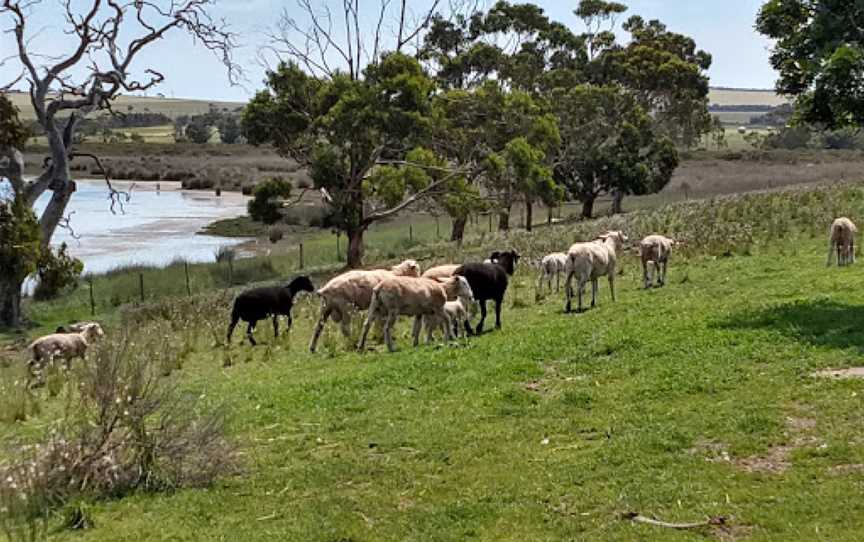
[21,216,859,382]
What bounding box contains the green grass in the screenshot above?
[6,181,864,539]
[7,238,864,540]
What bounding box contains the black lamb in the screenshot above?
[227,276,315,346]
[454,249,520,335]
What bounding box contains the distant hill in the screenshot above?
[708,87,789,108]
[5,91,245,121]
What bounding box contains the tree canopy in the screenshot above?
[757,0,864,128]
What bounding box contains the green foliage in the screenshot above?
[757,0,864,128]
[248,177,293,225]
[34,243,84,301]
[0,197,41,284]
[218,116,241,144]
[0,94,29,148]
[185,118,212,144]
[552,84,678,217]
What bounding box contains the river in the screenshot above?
[31,180,250,274]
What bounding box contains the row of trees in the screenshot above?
[242,0,711,266]
[174,106,243,144]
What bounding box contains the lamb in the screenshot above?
[423,281,475,341]
[357,275,473,352]
[639,235,676,289]
[453,249,520,335]
[564,231,627,313]
[27,323,104,381]
[537,252,568,293]
[309,259,421,352]
[227,276,315,346]
[828,217,858,266]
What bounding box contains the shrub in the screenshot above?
[34,243,84,301]
[0,328,237,537]
[247,177,293,225]
[185,119,212,144]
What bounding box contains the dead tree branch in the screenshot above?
[620,512,728,530]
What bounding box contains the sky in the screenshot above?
[0,0,777,102]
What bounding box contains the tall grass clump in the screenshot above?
[0,328,237,538]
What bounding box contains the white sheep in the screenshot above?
[564,231,627,313]
[537,252,568,293]
[639,235,676,289]
[27,323,104,382]
[309,259,421,352]
[422,264,461,282]
[828,217,857,266]
[358,276,473,352]
[423,281,475,341]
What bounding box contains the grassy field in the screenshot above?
[708,88,788,108]
[6,92,243,121]
[4,181,864,539]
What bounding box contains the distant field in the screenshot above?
[708,87,789,107]
[712,110,761,126]
[5,91,244,120]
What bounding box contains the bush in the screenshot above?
[0,328,237,536]
[34,243,83,301]
[247,177,293,225]
[185,119,212,144]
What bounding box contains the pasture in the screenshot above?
[5,92,243,121]
[3,181,864,540]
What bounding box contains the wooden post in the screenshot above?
[88,279,95,316]
[139,273,144,302]
[299,243,304,270]
[184,261,191,296]
[436,216,440,238]
[409,224,413,243]
[336,232,341,260]
[488,213,492,233]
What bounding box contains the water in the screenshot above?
[32,180,250,274]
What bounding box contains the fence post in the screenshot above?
[139,273,144,303]
[88,279,95,316]
[435,216,440,239]
[409,224,413,243]
[336,232,341,260]
[184,261,191,296]
[299,242,304,270]
[488,213,492,233]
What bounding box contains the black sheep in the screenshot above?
[227,276,315,346]
[454,250,520,335]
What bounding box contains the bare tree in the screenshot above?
[0,0,238,326]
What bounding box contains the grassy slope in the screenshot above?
[6,92,243,121]
[708,88,788,108]
[14,237,864,541]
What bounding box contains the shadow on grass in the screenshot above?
[720,299,864,352]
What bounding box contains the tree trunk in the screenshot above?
[611,189,624,215]
[0,275,23,329]
[498,208,510,231]
[525,200,533,232]
[450,216,467,244]
[346,227,365,268]
[581,196,595,219]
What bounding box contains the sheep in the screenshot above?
[423,252,502,282]
[357,275,473,352]
[27,323,104,383]
[453,249,520,335]
[564,231,627,313]
[309,259,421,352]
[639,235,676,289]
[227,276,315,346]
[423,281,475,341]
[828,217,858,267]
[537,252,568,293]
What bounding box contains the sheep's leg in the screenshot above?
[309,305,332,353]
[590,278,598,308]
[476,300,488,334]
[246,321,258,346]
[642,259,650,289]
[555,271,560,293]
[577,279,585,313]
[660,260,668,286]
[609,274,616,302]
[357,313,375,351]
[384,312,398,352]
[564,271,575,313]
[272,315,279,338]
[339,310,352,338]
[441,310,454,342]
[412,316,422,347]
[852,239,856,264]
[226,314,239,344]
[493,297,503,330]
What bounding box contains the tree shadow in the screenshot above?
[719,299,864,353]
